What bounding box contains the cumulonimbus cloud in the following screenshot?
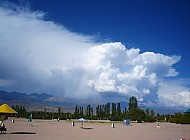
[78,42,181,102]
[0,2,189,107]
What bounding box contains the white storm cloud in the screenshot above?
[0,2,189,107]
[0,4,98,96]
[158,79,190,107]
[79,43,181,102]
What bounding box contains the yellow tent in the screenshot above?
[0,104,17,114]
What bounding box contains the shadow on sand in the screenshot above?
[81,127,93,130]
[10,132,36,134]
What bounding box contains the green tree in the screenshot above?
[96,105,100,119]
[128,96,138,112]
[85,105,93,120]
[58,107,61,118]
[150,109,155,117]
[105,103,110,119]
[79,107,84,118]
[137,109,146,122]
[180,113,190,124]
[145,108,150,116]
[144,108,155,122]
[74,106,77,118]
[111,103,117,120]
[116,102,121,120]
[169,112,182,124]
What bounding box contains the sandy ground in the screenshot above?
[0,118,190,140]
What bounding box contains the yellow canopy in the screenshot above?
[0,104,17,114]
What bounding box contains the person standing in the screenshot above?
[157,124,160,129]
[28,114,33,126]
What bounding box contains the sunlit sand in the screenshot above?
[1,118,190,140]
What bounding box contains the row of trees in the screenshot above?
[74,103,123,121]
[10,97,156,122]
[169,112,190,124]
[12,105,27,118]
[11,106,73,120]
[10,96,190,124]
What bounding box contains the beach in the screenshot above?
[1,118,190,140]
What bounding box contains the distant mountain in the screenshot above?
[30,93,53,100]
[0,90,96,112]
[0,90,76,112]
[0,90,186,114]
[0,90,29,101]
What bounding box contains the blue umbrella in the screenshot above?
[79,118,86,128]
[79,118,86,122]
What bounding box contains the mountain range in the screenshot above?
[0,90,76,112]
[0,90,186,114]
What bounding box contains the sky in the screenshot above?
[0,0,190,108]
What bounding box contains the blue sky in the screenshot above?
[0,0,189,107]
[29,0,190,77]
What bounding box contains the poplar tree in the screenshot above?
[128,96,138,112]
